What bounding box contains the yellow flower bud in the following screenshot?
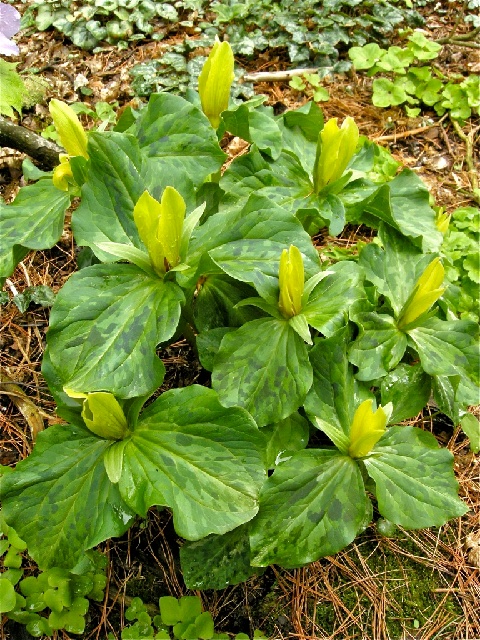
[397,257,445,330]
[52,154,74,191]
[313,116,359,193]
[348,399,389,458]
[278,245,304,318]
[133,187,186,276]
[81,392,129,440]
[49,99,89,159]
[435,210,450,234]
[198,38,234,129]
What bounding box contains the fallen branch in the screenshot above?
[243,68,319,82]
[0,116,63,169]
[372,114,448,142]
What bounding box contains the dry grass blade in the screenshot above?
[0,369,44,440]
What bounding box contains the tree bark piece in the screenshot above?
[0,116,63,169]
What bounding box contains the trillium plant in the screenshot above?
[0,40,478,594]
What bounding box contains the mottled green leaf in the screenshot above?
[250,450,369,566]
[71,133,195,262]
[263,412,310,468]
[188,194,319,303]
[305,329,358,452]
[380,363,431,423]
[0,424,135,570]
[362,169,443,253]
[119,386,265,539]
[303,261,364,335]
[358,225,432,315]
[212,318,312,427]
[0,180,69,280]
[180,524,261,590]
[44,263,184,398]
[408,318,479,384]
[134,93,226,186]
[349,312,408,380]
[222,104,283,159]
[193,275,260,332]
[365,426,467,528]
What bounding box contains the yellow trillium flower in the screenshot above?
[52,154,74,192]
[313,116,359,193]
[397,257,445,330]
[133,187,186,276]
[278,245,304,318]
[348,399,389,458]
[435,210,450,234]
[81,392,129,440]
[49,99,89,159]
[198,38,234,129]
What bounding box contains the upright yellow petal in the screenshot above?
[313,116,359,193]
[81,392,129,440]
[348,399,388,458]
[157,186,186,267]
[49,99,88,159]
[133,190,166,275]
[278,245,304,318]
[198,39,234,129]
[397,258,445,329]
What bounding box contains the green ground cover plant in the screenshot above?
[0,40,479,636]
[349,30,480,119]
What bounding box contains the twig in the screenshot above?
[372,114,448,142]
[451,119,480,203]
[243,68,319,82]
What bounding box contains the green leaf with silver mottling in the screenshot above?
[358,225,433,315]
[220,147,345,236]
[380,363,431,424]
[180,524,261,590]
[349,312,408,380]
[44,263,184,398]
[212,318,312,427]
[0,180,70,280]
[134,93,226,187]
[250,449,369,567]
[119,386,265,539]
[305,329,358,452]
[188,194,319,304]
[193,275,261,332]
[303,261,364,336]
[365,426,467,529]
[0,423,135,570]
[408,318,479,386]
[263,412,310,469]
[357,169,443,253]
[221,103,283,159]
[71,133,195,262]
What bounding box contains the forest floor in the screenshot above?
[1,2,479,639]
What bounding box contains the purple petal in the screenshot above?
[0,3,21,39]
[0,30,19,55]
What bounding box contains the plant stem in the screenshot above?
[451,119,480,204]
